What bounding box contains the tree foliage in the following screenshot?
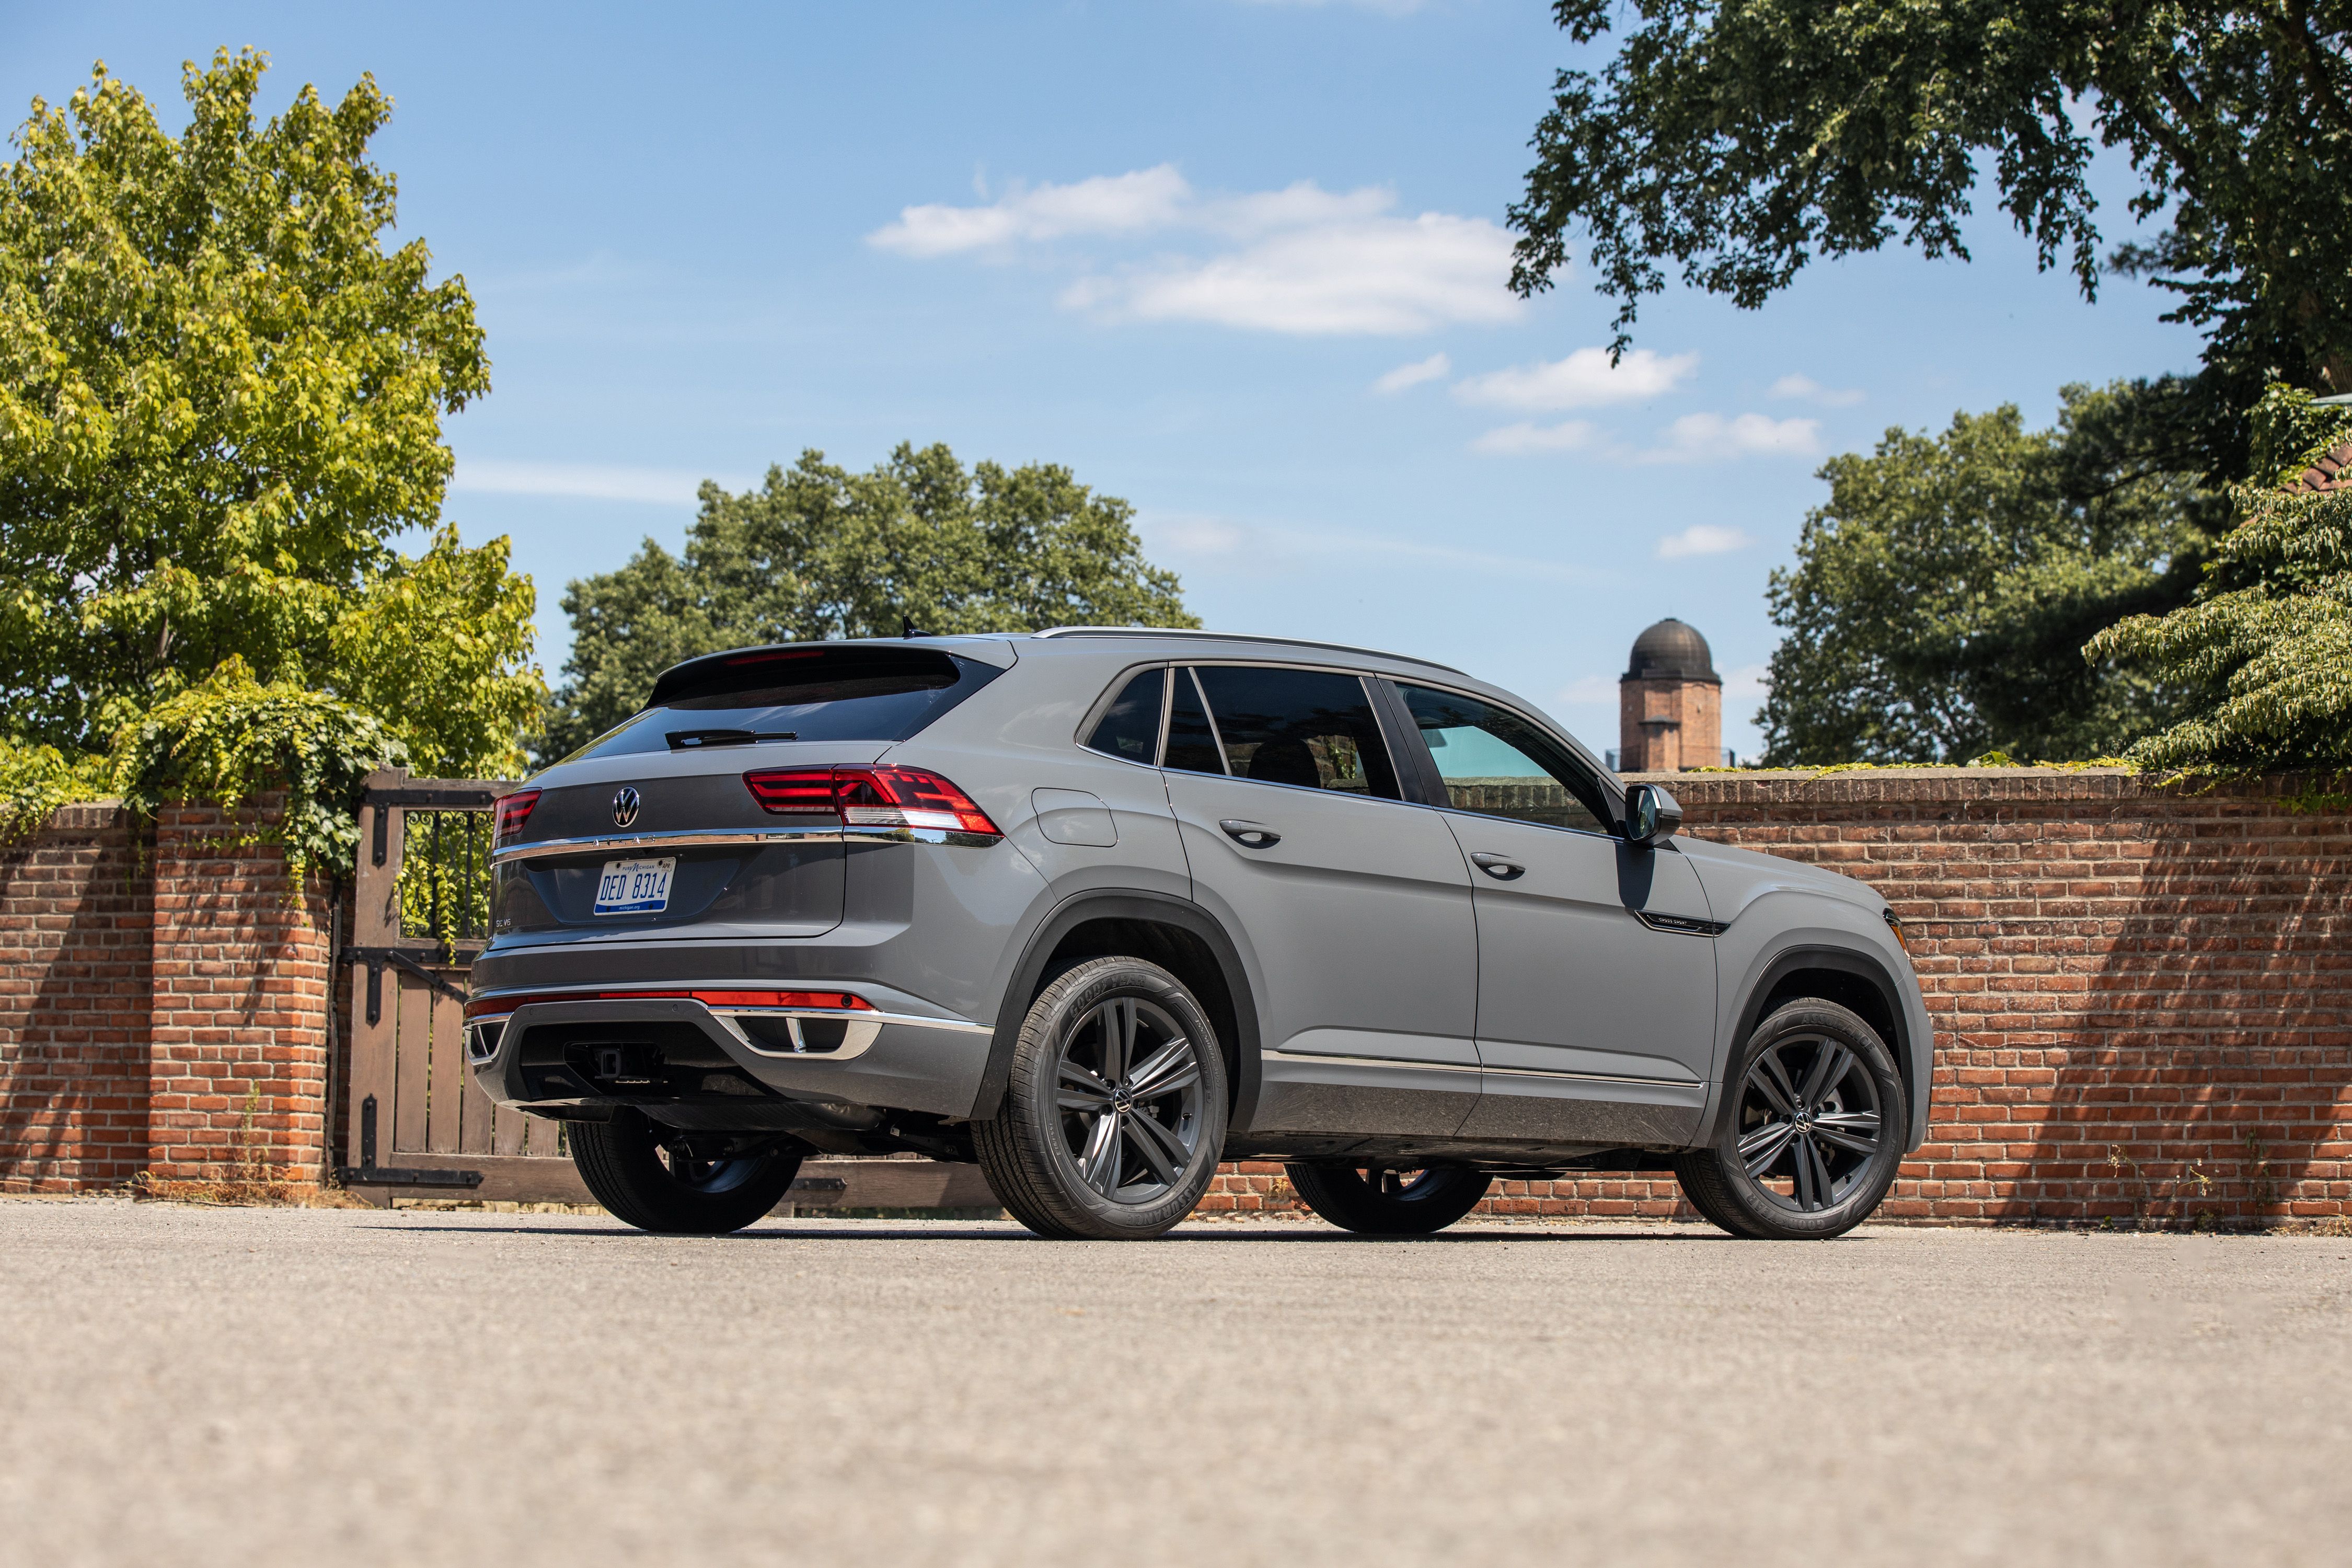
[1760,381,2222,764]
[0,50,540,776]
[1509,0,2352,467]
[543,443,1199,759]
[111,657,408,881]
[2086,386,2352,770]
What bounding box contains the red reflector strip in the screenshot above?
[462,988,874,1021]
[494,789,540,843]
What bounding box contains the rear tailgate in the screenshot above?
[493,754,866,938]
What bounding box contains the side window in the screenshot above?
[1082,667,1166,763]
[1163,667,1226,775]
[1191,665,1401,800]
[1395,684,1613,835]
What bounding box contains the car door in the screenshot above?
[1159,663,1479,1138]
[1387,681,1718,1149]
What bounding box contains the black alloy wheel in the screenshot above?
[1673,999,1905,1240]
[975,956,1228,1239]
[1287,1163,1493,1236]
[570,1110,803,1234]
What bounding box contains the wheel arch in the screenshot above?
[1707,945,1927,1152]
[972,891,1264,1132]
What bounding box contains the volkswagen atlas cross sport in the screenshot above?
[467,630,1930,1241]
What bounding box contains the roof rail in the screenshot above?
[1030,626,1464,676]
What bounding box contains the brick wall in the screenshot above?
[0,805,151,1191]
[5,772,2348,1225]
[1,799,332,1193]
[1203,768,2352,1227]
[147,801,333,1187]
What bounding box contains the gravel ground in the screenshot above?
[2,1198,2347,1568]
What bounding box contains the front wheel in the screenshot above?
[1287,1165,1492,1235]
[1673,999,1906,1240]
[570,1111,802,1235]
[974,956,1228,1239]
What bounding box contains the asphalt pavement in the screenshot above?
[3,1198,2347,1568]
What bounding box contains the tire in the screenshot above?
[1673,998,1906,1240]
[570,1110,802,1235]
[1287,1165,1492,1236]
[974,956,1228,1240]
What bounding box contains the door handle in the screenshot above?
[1470,852,1525,880]
[1219,819,1282,849]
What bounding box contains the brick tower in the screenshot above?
[1618,617,1723,772]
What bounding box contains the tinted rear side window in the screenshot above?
[1082,668,1166,763]
[564,645,1005,762]
[1192,665,1400,800]
[1163,668,1225,775]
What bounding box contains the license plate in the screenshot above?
[593,857,675,916]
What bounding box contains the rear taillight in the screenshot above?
[495,788,540,843]
[741,766,1001,840]
[741,768,837,814]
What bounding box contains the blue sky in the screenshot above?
[3,1,2206,760]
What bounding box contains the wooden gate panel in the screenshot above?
[391,975,432,1156]
[425,984,466,1156]
[338,770,590,1202]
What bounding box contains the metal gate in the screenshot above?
[333,768,997,1212]
[338,769,585,1203]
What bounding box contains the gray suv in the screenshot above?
[469,630,1929,1241]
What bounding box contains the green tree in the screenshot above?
[545,442,1198,758]
[1507,1,2352,471]
[2085,386,2352,771]
[1760,382,2221,764]
[0,50,540,775]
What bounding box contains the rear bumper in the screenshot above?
[466,991,995,1121]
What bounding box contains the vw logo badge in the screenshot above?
[612,787,641,828]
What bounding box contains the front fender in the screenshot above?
[1701,888,1932,1151]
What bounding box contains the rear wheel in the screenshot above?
[1673,999,1905,1240]
[974,956,1228,1240]
[570,1111,802,1235]
[1287,1165,1492,1236]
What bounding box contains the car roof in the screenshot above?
[1023,627,1466,675]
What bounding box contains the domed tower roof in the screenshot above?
[1625,617,1720,684]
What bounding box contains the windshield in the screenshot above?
[560,644,1005,762]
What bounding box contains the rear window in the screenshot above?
[562,644,1005,762]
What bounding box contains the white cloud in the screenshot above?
[1769,373,1865,408]
[1453,347,1697,411]
[1373,353,1450,394]
[869,165,1191,257]
[872,166,1518,336]
[1656,524,1758,559]
[452,459,737,505]
[1642,412,1821,464]
[1471,419,1600,456]
[1065,211,1517,335]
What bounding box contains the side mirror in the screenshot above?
[1623,782,1683,847]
